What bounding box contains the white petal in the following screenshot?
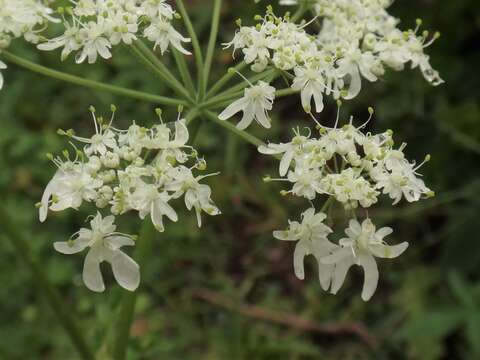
[330,257,354,294]
[236,106,255,130]
[218,98,248,120]
[293,241,310,280]
[320,247,351,264]
[110,251,140,292]
[370,242,408,259]
[273,230,297,241]
[254,104,271,129]
[107,236,135,250]
[54,239,89,254]
[279,150,294,177]
[83,249,105,292]
[358,253,379,301]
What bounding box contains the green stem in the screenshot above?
[202,87,299,111]
[202,110,265,147]
[176,0,205,100]
[111,221,157,360]
[211,68,278,101]
[1,51,187,107]
[206,62,247,98]
[291,1,309,22]
[131,41,194,104]
[172,48,196,97]
[203,0,222,94]
[0,208,94,360]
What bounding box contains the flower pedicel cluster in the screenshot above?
[0,0,191,89]
[37,0,191,64]
[260,107,433,300]
[221,3,441,128]
[39,107,220,292]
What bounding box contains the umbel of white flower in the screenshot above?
[37,0,191,64]
[264,109,433,300]
[227,4,442,113]
[0,0,58,90]
[40,106,220,291]
[54,212,139,292]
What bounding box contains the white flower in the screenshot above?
[130,183,178,232]
[75,21,112,64]
[258,133,311,176]
[54,212,140,292]
[321,218,408,301]
[291,66,326,113]
[273,208,336,290]
[144,19,192,55]
[39,162,102,222]
[37,24,82,61]
[165,167,221,227]
[219,81,276,130]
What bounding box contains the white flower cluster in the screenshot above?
[39,107,220,292]
[262,109,432,300]
[0,0,58,89]
[226,4,442,113]
[38,0,191,64]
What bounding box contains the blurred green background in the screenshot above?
[1,0,479,359]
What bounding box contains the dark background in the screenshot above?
[0,0,479,358]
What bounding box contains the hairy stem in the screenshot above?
[0,208,94,360]
[206,61,248,98]
[202,110,265,147]
[111,221,157,360]
[203,0,223,94]
[131,41,194,104]
[176,0,205,100]
[172,48,196,97]
[1,51,188,107]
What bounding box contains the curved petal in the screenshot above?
[375,227,393,240]
[358,253,379,301]
[330,257,354,294]
[156,198,178,222]
[107,236,135,250]
[254,104,271,129]
[83,248,105,292]
[293,241,310,280]
[218,98,248,120]
[273,230,297,241]
[317,262,334,291]
[279,150,294,177]
[320,247,351,265]
[236,103,255,130]
[370,242,408,259]
[110,251,140,292]
[54,239,89,255]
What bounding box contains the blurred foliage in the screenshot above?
[0,0,479,359]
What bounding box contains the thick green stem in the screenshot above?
[1,51,187,107]
[202,110,265,147]
[0,208,94,360]
[203,0,222,94]
[206,62,247,98]
[131,41,194,104]
[111,221,157,360]
[172,48,196,97]
[176,0,205,100]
